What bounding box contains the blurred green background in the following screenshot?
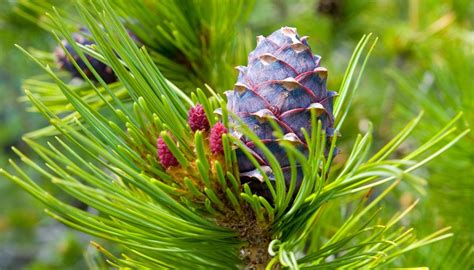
[0,1,91,269]
[0,0,472,269]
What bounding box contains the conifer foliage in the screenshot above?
[1,1,469,269]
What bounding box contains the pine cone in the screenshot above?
[188,104,210,132]
[226,27,336,201]
[209,122,227,154]
[157,136,179,169]
[54,30,117,84]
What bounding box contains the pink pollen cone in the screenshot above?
[209,122,227,154]
[188,104,210,132]
[157,136,179,168]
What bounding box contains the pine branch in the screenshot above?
[1,1,469,269]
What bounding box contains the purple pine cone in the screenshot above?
[226,27,336,202]
[54,29,119,84]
